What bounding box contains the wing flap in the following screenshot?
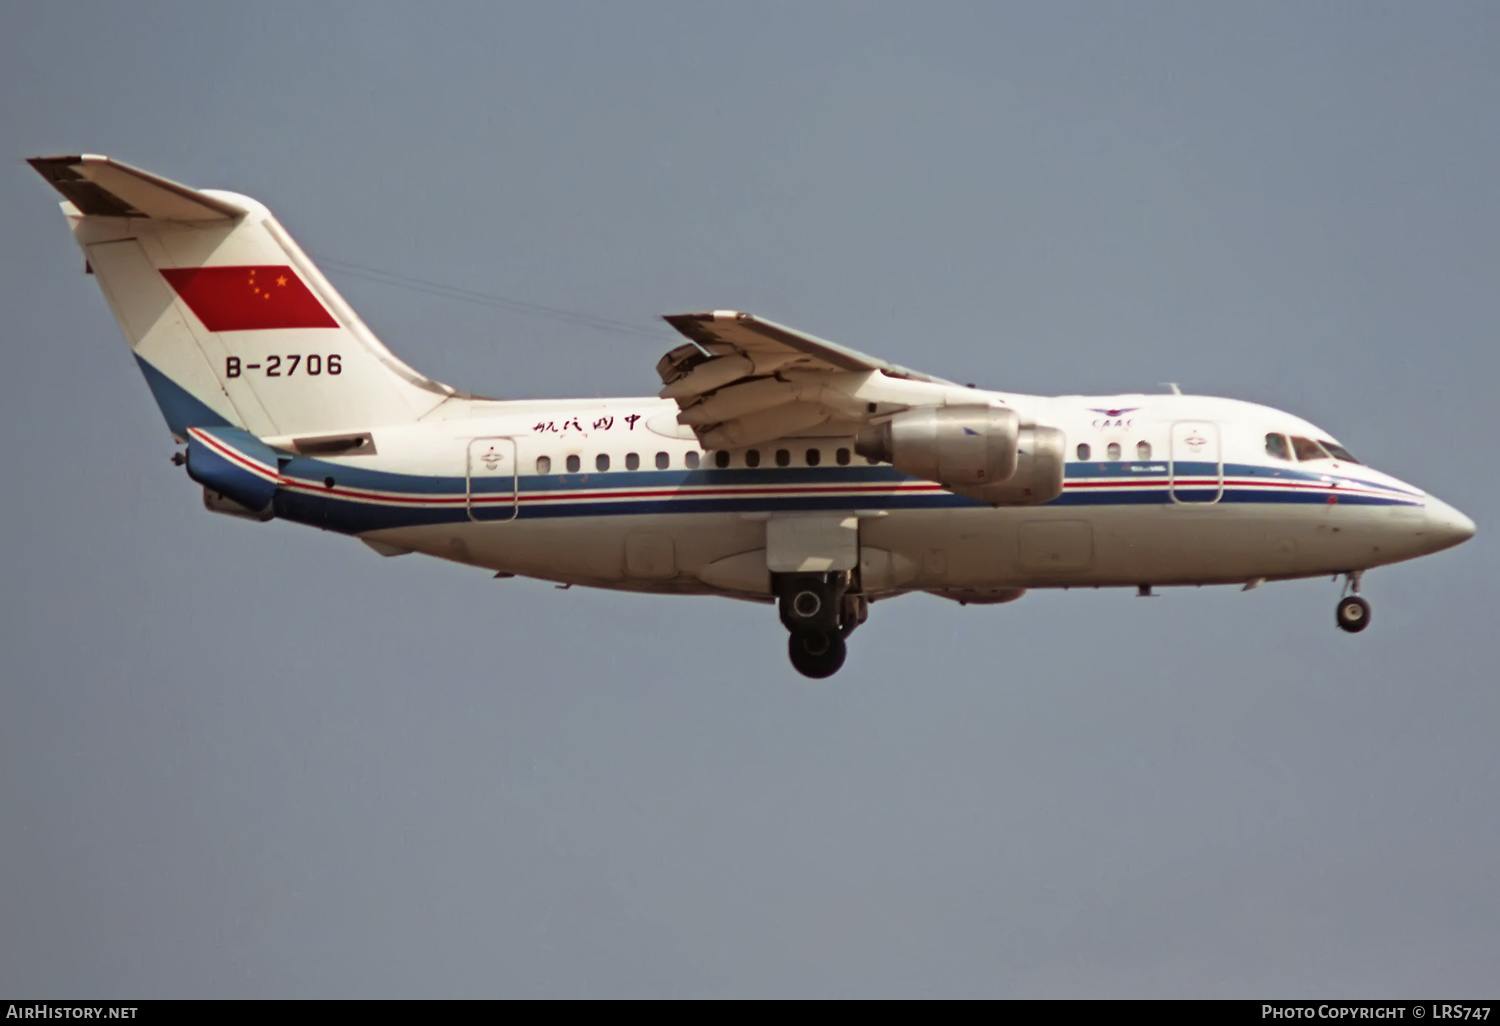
[657,309,956,450]
[660,310,949,385]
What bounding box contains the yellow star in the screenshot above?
[276,276,288,287]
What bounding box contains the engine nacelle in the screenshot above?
[855,405,1020,490]
[966,424,1067,506]
[855,406,1066,506]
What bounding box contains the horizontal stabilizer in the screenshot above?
[28,154,244,220]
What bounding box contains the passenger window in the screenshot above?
[745,449,761,468]
[1136,441,1151,460]
[686,451,701,469]
[625,452,640,470]
[1076,443,1091,461]
[566,454,581,473]
[1291,436,1328,462]
[596,453,610,471]
[655,451,669,470]
[1265,433,1292,461]
[714,451,729,469]
[806,448,821,466]
[836,448,851,466]
[1107,442,1122,461]
[775,448,790,467]
[1320,440,1361,464]
[536,456,551,474]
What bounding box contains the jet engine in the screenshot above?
[855,405,1066,506]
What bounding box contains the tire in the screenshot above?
[1336,595,1371,634]
[788,630,847,679]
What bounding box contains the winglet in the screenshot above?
[28,154,244,220]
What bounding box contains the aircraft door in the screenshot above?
[1169,421,1223,504]
[466,437,517,521]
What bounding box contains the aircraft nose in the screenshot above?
[1423,497,1477,553]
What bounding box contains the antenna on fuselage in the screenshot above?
[1160,382,1182,395]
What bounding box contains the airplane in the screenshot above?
[28,154,1476,678]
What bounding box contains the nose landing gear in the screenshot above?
[1335,571,1370,634]
[777,572,866,678]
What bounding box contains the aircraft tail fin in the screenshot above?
[30,154,458,442]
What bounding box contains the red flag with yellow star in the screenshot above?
[160,265,339,331]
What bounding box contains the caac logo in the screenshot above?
[1088,407,1139,429]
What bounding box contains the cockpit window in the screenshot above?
[1320,440,1360,464]
[1291,436,1330,462]
[1265,433,1292,461]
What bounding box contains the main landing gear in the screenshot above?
[776,571,867,679]
[1336,570,1371,634]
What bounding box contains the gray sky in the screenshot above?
[2,2,1496,998]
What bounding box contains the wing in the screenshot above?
[657,310,957,449]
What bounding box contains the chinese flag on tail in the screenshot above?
[160,265,339,331]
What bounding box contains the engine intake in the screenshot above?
[855,405,1065,506]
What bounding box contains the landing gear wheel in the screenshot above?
[1336,595,1371,633]
[788,630,847,679]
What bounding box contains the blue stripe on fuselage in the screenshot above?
[272,455,1417,497]
[255,456,1422,536]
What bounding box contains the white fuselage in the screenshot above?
[242,389,1473,603]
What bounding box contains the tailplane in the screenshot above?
[31,155,458,441]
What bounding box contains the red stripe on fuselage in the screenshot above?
[188,431,1419,511]
[188,428,280,481]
